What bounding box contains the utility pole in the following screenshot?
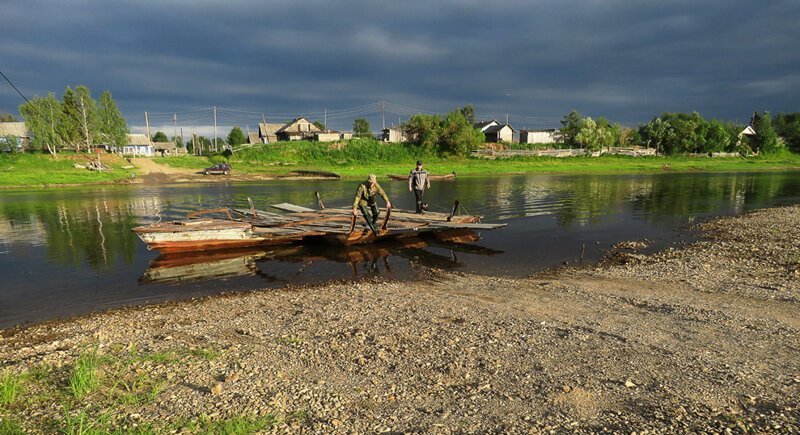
[506,114,509,125]
[144,112,151,145]
[261,114,267,143]
[173,113,177,145]
[180,127,183,149]
[213,106,218,152]
[381,100,385,130]
[324,108,327,131]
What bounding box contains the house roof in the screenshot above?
[153,142,176,150]
[484,124,516,134]
[259,123,284,137]
[382,125,405,132]
[0,122,28,137]
[276,117,322,134]
[473,120,499,131]
[248,132,260,143]
[127,134,151,146]
[740,126,757,136]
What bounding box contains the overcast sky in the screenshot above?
[1,0,798,134]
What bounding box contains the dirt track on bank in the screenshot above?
[1,206,798,433]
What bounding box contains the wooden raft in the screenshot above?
[133,201,506,252]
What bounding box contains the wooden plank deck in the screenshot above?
[134,202,505,252]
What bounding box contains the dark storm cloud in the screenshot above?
[1,0,798,131]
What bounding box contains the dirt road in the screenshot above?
[1,206,798,433]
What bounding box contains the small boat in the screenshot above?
[387,172,456,181]
[280,170,341,179]
[133,200,504,253]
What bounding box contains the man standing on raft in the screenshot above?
[408,160,430,213]
[353,174,392,235]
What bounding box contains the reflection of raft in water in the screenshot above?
[133,201,505,253]
[140,230,504,284]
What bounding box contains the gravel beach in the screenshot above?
[1,206,798,433]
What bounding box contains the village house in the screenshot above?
[258,123,284,143]
[519,129,561,144]
[153,141,185,156]
[121,133,154,156]
[382,125,409,143]
[0,122,30,150]
[275,117,322,141]
[483,123,516,143]
[247,132,261,144]
[473,120,500,133]
[314,131,340,142]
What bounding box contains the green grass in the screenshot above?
[0,152,135,187]
[0,370,22,406]
[159,140,800,179]
[181,414,280,434]
[68,351,100,399]
[0,345,289,433]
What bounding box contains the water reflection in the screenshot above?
[140,231,501,285]
[0,172,798,327]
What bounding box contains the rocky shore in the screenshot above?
[1,206,799,433]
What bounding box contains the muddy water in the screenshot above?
[1,171,799,327]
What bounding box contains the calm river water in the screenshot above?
[1,171,799,327]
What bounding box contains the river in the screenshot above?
[1,171,799,328]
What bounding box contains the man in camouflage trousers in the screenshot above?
[353,174,392,234]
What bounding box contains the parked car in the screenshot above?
[204,163,231,175]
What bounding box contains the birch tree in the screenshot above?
[19,93,62,157]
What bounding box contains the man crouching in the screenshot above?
[353,174,392,235]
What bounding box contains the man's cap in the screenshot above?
[367,174,377,182]
[416,160,423,166]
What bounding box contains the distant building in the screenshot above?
[473,120,500,133]
[520,129,560,144]
[483,123,516,143]
[153,141,185,156]
[247,132,261,144]
[258,123,284,143]
[340,132,353,140]
[0,122,30,150]
[275,117,322,141]
[314,131,340,142]
[121,134,154,156]
[382,125,409,143]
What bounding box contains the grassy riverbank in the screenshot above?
[0,153,135,187]
[163,140,800,178]
[2,206,799,432]
[2,143,800,187]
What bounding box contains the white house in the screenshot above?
[121,134,154,156]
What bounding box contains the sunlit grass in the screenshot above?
[68,351,100,399]
[0,370,22,406]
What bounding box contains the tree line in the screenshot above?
[19,86,128,156]
[559,110,798,155]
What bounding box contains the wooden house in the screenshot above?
[314,131,340,142]
[483,123,516,143]
[275,117,321,141]
[121,134,154,156]
[473,120,500,133]
[153,141,184,156]
[258,123,284,143]
[520,129,560,144]
[0,122,30,150]
[382,126,410,143]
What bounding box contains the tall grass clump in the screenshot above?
[69,351,100,399]
[0,370,22,406]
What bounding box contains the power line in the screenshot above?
[0,70,30,103]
